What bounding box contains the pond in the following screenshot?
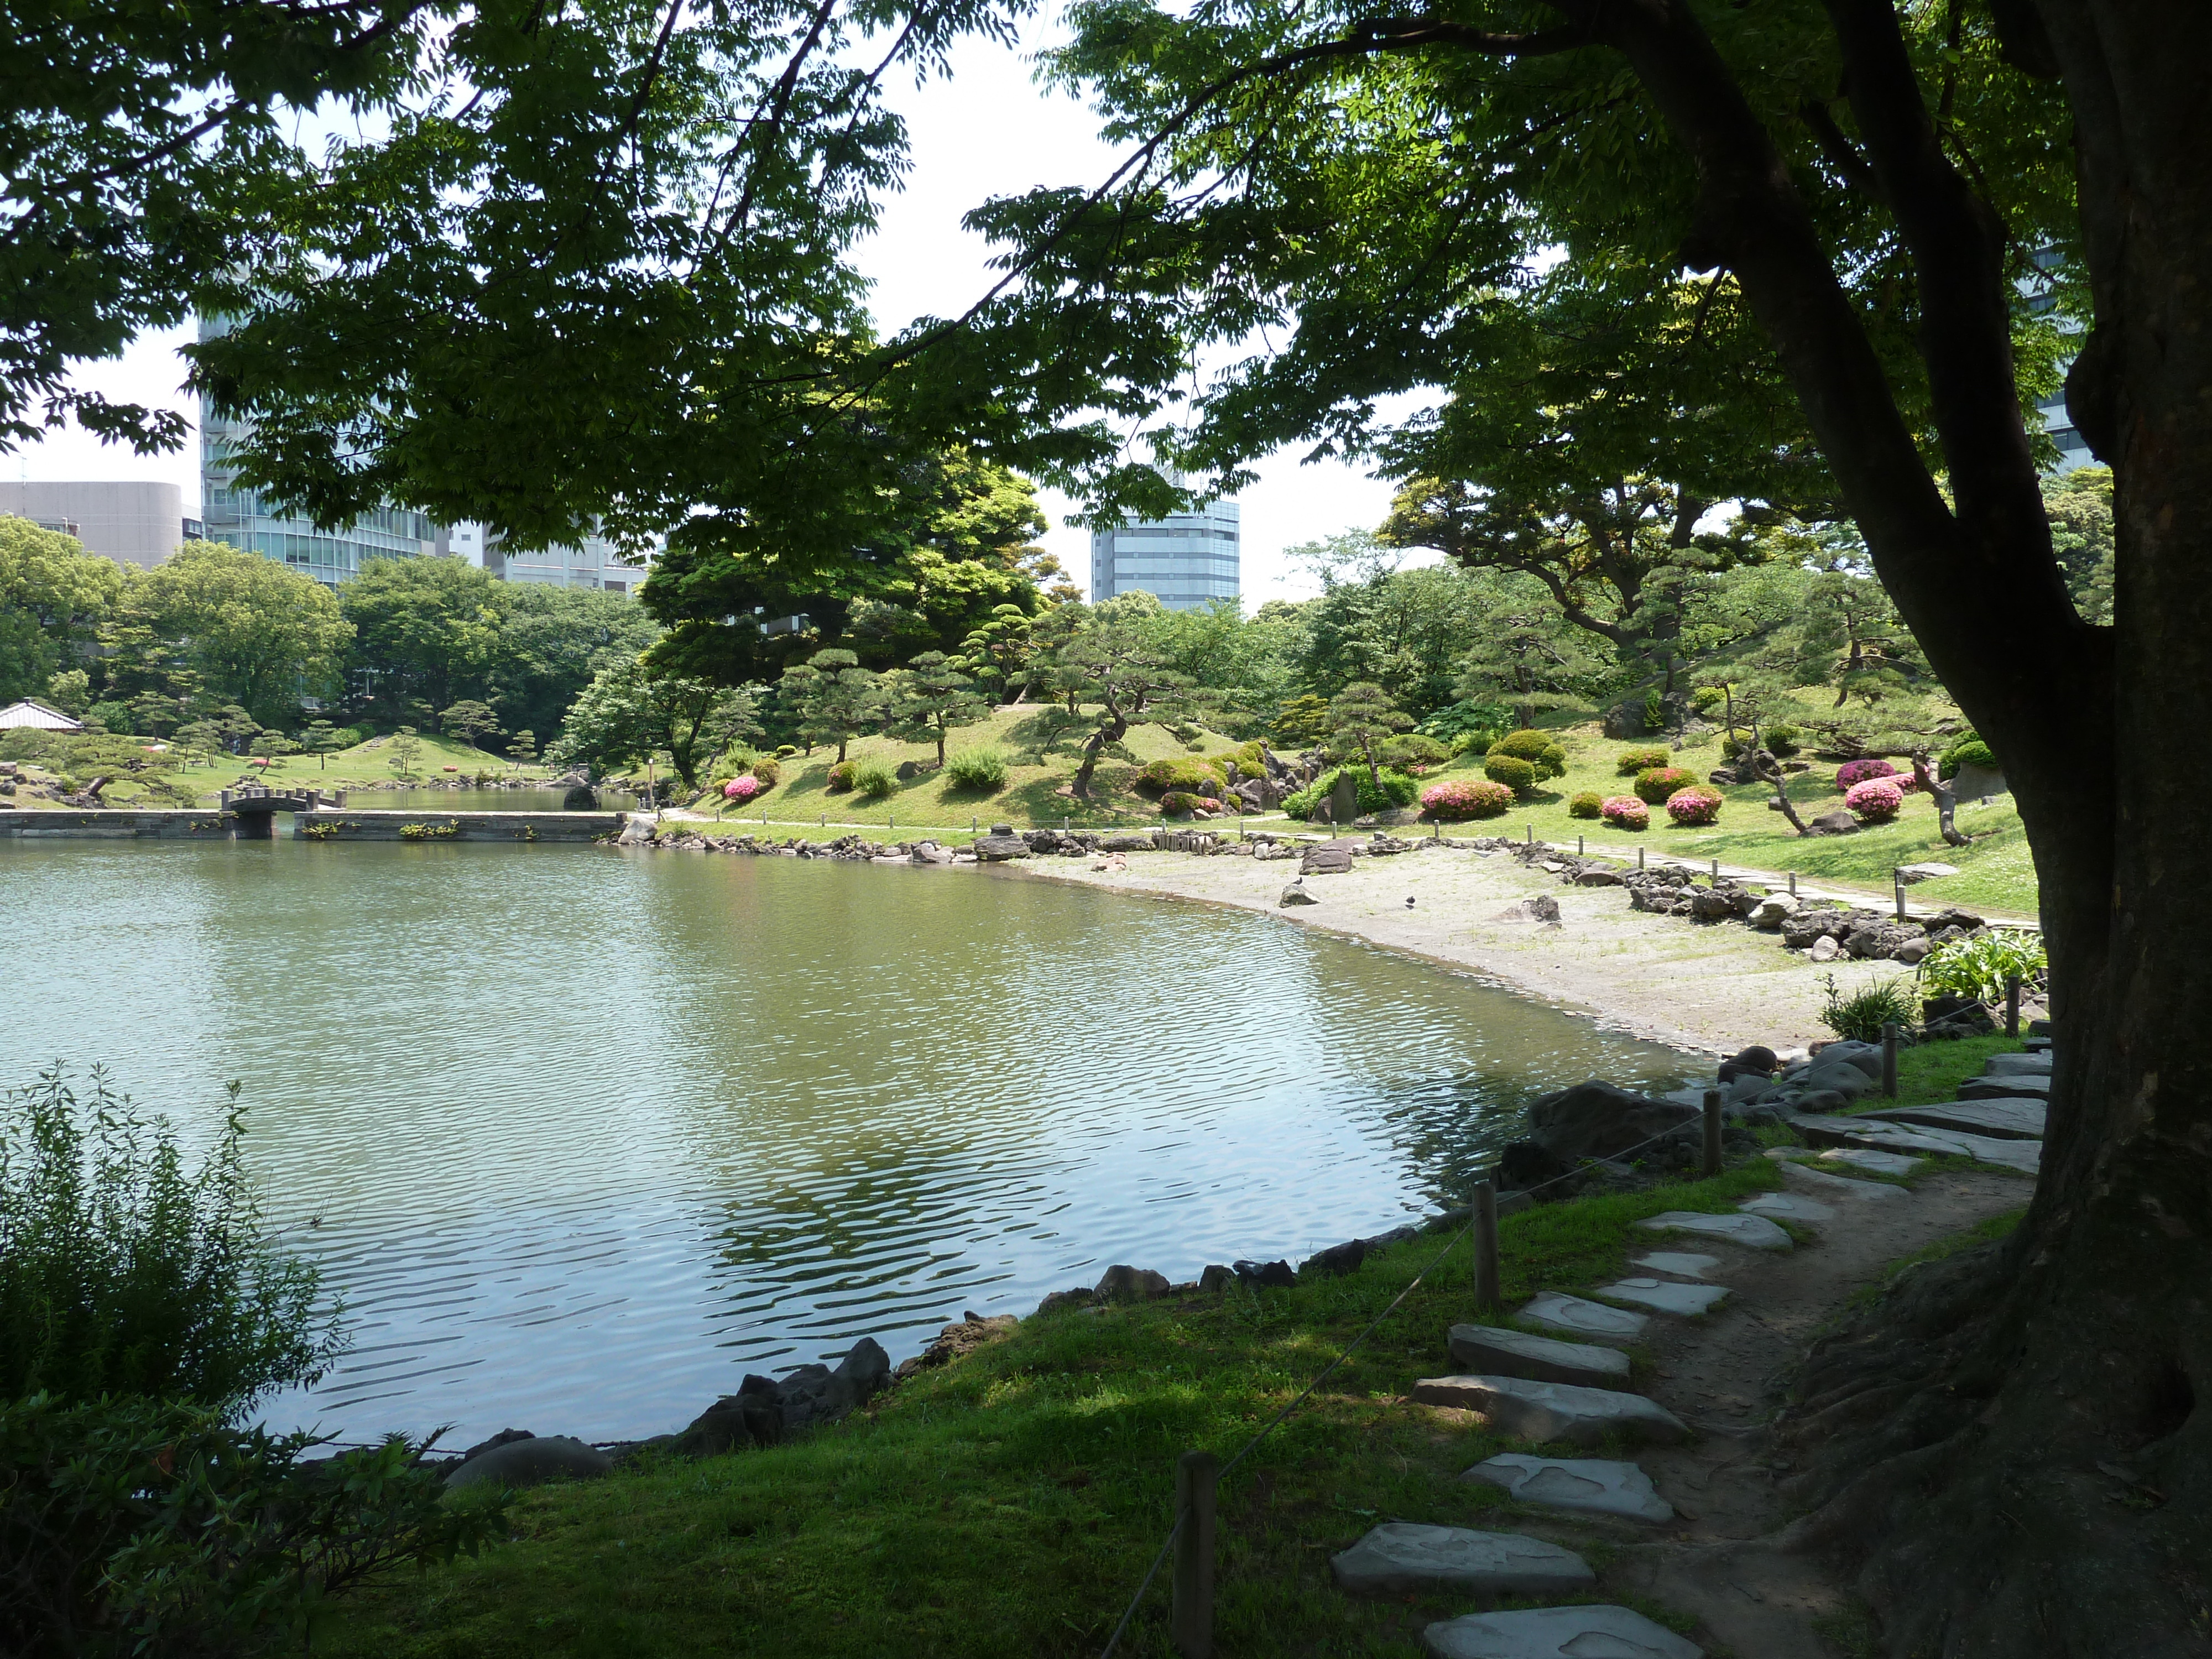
[0,838,1694,1447]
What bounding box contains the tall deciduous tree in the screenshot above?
[114,542,349,727]
[0,519,123,705]
[549,662,753,791]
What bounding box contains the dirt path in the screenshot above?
[1008,844,1903,1054]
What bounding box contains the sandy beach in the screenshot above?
[1008,842,1906,1055]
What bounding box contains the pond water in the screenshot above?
[0,839,1694,1447]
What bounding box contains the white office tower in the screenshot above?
[1088,491,1240,611]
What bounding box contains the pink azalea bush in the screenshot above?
[1844,778,1905,822]
[724,775,761,801]
[1665,785,1724,826]
[1835,757,1898,791]
[1421,778,1514,821]
[1600,796,1650,830]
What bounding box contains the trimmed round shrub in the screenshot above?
[1941,737,1996,776]
[1600,796,1650,831]
[1421,778,1514,820]
[776,745,799,759]
[1489,729,1567,779]
[1568,791,1604,820]
[1161,790,1203,816]
[1689,685,1727,713]
[852,759,898,800]
[1834,757,1897,791]
[1766,724,1801,757]
[1665,784,1724,826]
[943,746,1010,792]
[1615,746,1671,776]
[825,760,857,793]
[1632,765,1691,804]
[1136,757,1227,797]
[749,756,781,786]
[1380,732,1452,770]
[1483,753,1538,795]
[724,775,761,801]
[1844,778,1904,822]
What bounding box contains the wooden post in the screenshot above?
[1526,822,1533,846]
[1171,1451,1220,1658]
[2005,975,2021,1038]
[1788,870,1797,896]
[1638,846,1646,870]
[1472,1180,1501,1306]
[1881,1022,1900,1097]
[1702,1090,1723,1177]
[1578,834,1585,857]
[1893,870,1907,922]
[1710,857,1719,881]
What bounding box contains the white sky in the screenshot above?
[11,17,1416,605]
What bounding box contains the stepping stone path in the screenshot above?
[1331,1524,1595,1595]
[1463,1452,1673,1522]
[1410,1374,1690,1447]
[1593,1277,1730,1316]
[1517,1291,1650,1344]
[1632,1250,1723,1279]
[1356,1041,2050,1651]
[1448,1323,1631,1389]
[1634,1210,1794,1251]
[1423,1606,1704,1658]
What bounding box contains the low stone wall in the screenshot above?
[0,808,234,838]
[291,809,626,843]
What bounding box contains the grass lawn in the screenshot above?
[311,1164,1784,1659]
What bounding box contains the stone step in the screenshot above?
[1411,1374,1691,1447]
[2025,1036,2052,1053]
[1462,1452,1673,1522]
[1423,1605,1705,1658]
[1983,1052,2052,1076]
[1776,1155,1912,1193]
[1331,1523,1595,1596]
[1592,1277,1730,1316]
[1630,1250,1723,1280]
[1634,1210,1793,1251]
[1448,1323,1631,1389]
[1864,1098,2046,1140]
[1739,1191,1834,1227]
[1516,1291,1651,1345]
[1809,1146,1923,1178]
[1960,1074,2049,1101]
[1790,1113,2042,1175]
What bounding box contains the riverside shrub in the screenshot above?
[1600,796,1650,830]
[1422,778,1513,820]
[1483,753,1538,794]
[1489,729,1568,779]
[852,759,898,799]
[1845,778,1905,822]
[1616,746,1672,775]
[1633,766,1691,804]
[1568,790,1604,819]
[1665,784,1724,826]
[1835,757,1898,791]
[943,746,1010,791]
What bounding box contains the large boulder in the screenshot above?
[1526,1082,1699,1163]
[1749,895,1799,930]
[1807,810,1861,836]
[1280,883,1319,907]
[677,1338,892,1452]
[970,833,1029,861]
[1097,832,1156,853]
[1301,843,1355,876]
[444,1434,613,1490]
[894,1314,1019,1380]
[1095,1264,1171,1302]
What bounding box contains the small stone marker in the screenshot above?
[1447,1323,1631,1389]
[1517,1291,1650,1344]
[1329,1523,1595,1596]
[1739,1191,1834,1225]
[1631,1250,1724,1280]
[1410,1374,1691,1447]
[1867,1098,2046,1140]
[1594,1277,1730,1316]
[1422,1604,1704,1659]
[1813,1146,1923,1178]
[1462,1452,1673,1522]
[1635,1210,1793,1251]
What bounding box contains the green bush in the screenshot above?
[825,760,857,793]
[1642,689,1665,731]
[1689,685,1727,713]
[1766,724,1801,757]
[1918,930,2047,1004]
[852,759,898,799]
[1134,757,1227,797]
[1,1394,504,1659]
[1942,737,1997,776]
[1380,732,1451,769]
[1416,699,1512,742]
[1633,765,1691,804]
[944,746,1010,791]
[1568,791,1604,819]
[1,1066,342,1407]
[1160,790,1206,816]
[1449,729,1501,756]
[1281,766,1419,819]
[749,756,781,786]
[1818,974,1919,1044]
[1483,753,1538,795]
[1488,729,1564,774]
[1615,746,1671,775]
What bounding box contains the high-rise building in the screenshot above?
[477,525,643,592]
[1088,495,1240,611]
[2025,248,2094,474]
[0,481,191,568]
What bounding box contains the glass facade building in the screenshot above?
[2025,248,2094,474]
[1088,499,1240,611]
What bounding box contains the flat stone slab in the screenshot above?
[1331,1522,1595,1596]
[1960,1073,2049,1101]
[1411,1374,1691,1447]
[1424,1605,1704,1658]
[1631,1250,1723,1280]
[1739,1191,1835,1225]
[1634,1210,1793,1251]
[1449,1322,1631,1389]
[1593,1277,1730,1316]
[1791,1113,2042,1174]
[1462,1452,1673,1522]
[1983,1052,2052,1075]
[1812,1147,1924,1177]
[1866,1098,2046,1140]
[1517,1291,1650,1345]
